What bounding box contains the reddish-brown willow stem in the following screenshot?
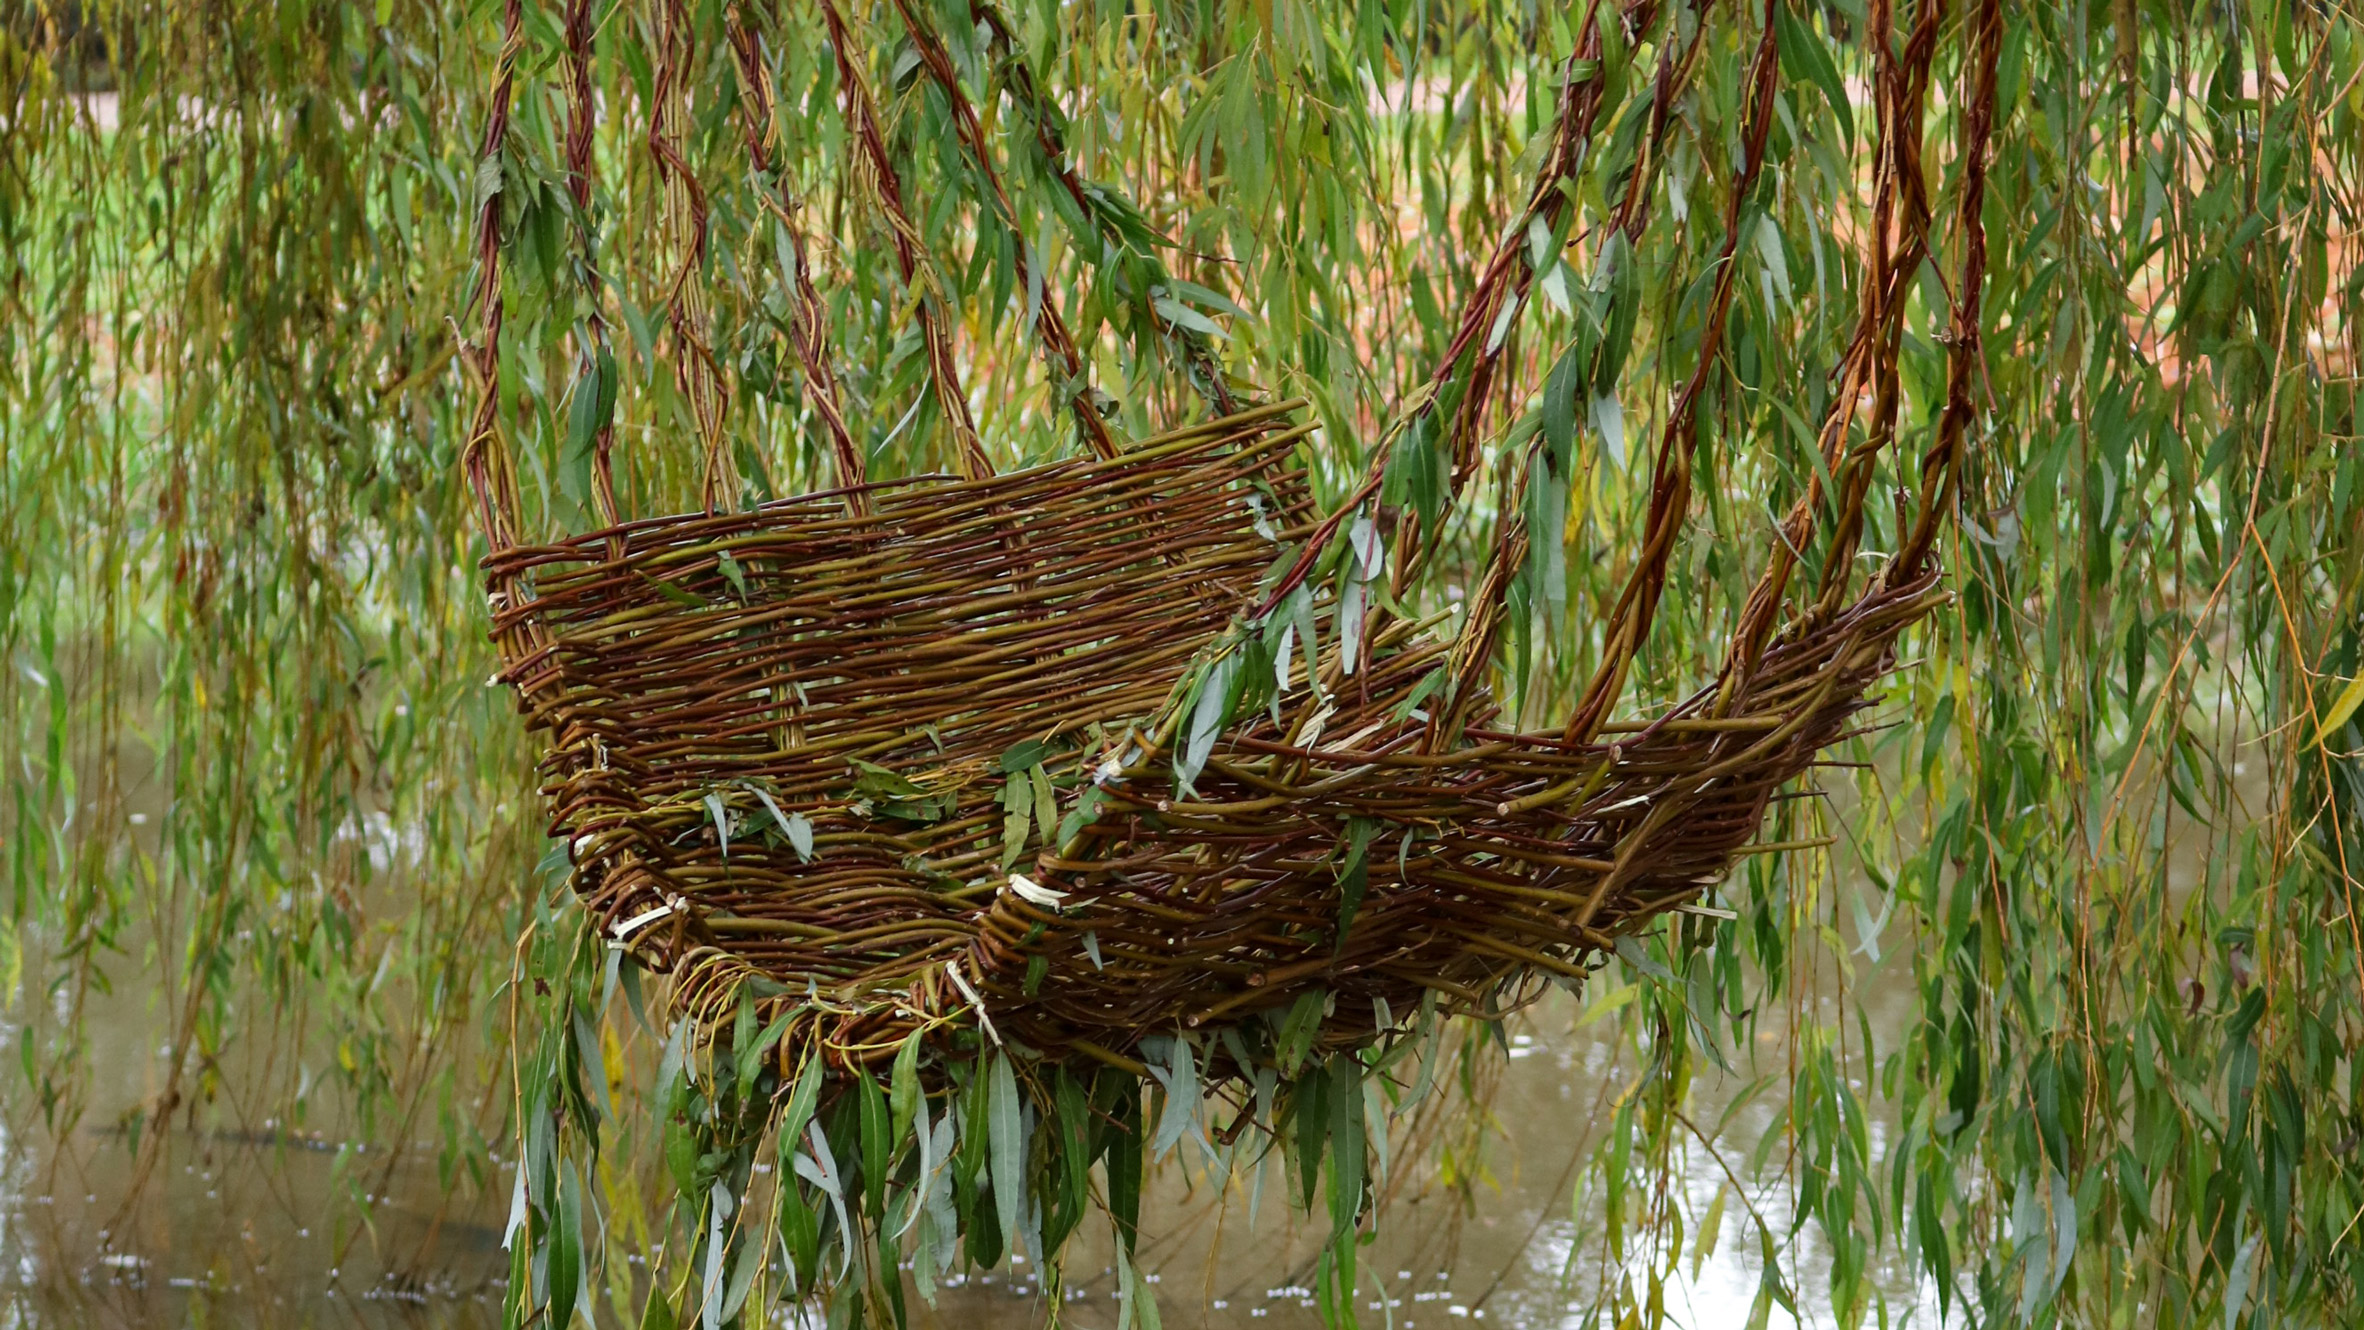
[1255,0,1641,619]
[968,2,1241,419]
[561,0,623,534]
[461,0,525,560]
[1560,0,1783,746]
[726,2,871,514]
[1439,1,1721,738]
[814,0,993,481]
[889,0,1120,461]
[1898,0,2001,574]
[649,0,741,513]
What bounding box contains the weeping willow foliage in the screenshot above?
[5,0,2363,1326]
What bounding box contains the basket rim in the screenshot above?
[480,399,1314,566]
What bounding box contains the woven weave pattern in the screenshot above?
[484,409,1316,1054]
[480,395,1940,1072]
[992,570,1940,1066]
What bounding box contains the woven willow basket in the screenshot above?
[481,397,1943,1074]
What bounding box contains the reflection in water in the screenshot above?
[911,982,1937,1330]
[1,965,1940,1328]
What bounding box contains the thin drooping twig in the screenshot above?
[649,0,742,513]
[814,0,993,480]
[888,0,1120,460]
[726,2,870,513]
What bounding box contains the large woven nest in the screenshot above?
[486,397,1944,1074]
[462,0,1992,1083]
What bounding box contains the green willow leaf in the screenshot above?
[1775,5,1856,146]
[987,1052,1026,1254]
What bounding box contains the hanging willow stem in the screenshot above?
[1803,0,1947,610]
[814,0,993,481]
[649,0,742,513]
[1896,0,2002,575]
[1715,0,1981,703]
[1558,0,1783,747]
[967,0,1241,419]
[726,2,870,514]
[562,0,625,539]
[461,0,527,561]
[1438,0,1720,740]
[888,0,1121,460]
[1255,0,1638,620]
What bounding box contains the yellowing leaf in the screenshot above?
[2319,672,2364,747]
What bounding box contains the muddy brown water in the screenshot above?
[18,696,2144,1327]
[0,953,1939,1329]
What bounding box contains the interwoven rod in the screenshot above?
[987,571,1943,1063]
[462,0,565,699]
[627,555,1943,1073]
[1401,0,1656,580]
[1805,0,1942,607]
